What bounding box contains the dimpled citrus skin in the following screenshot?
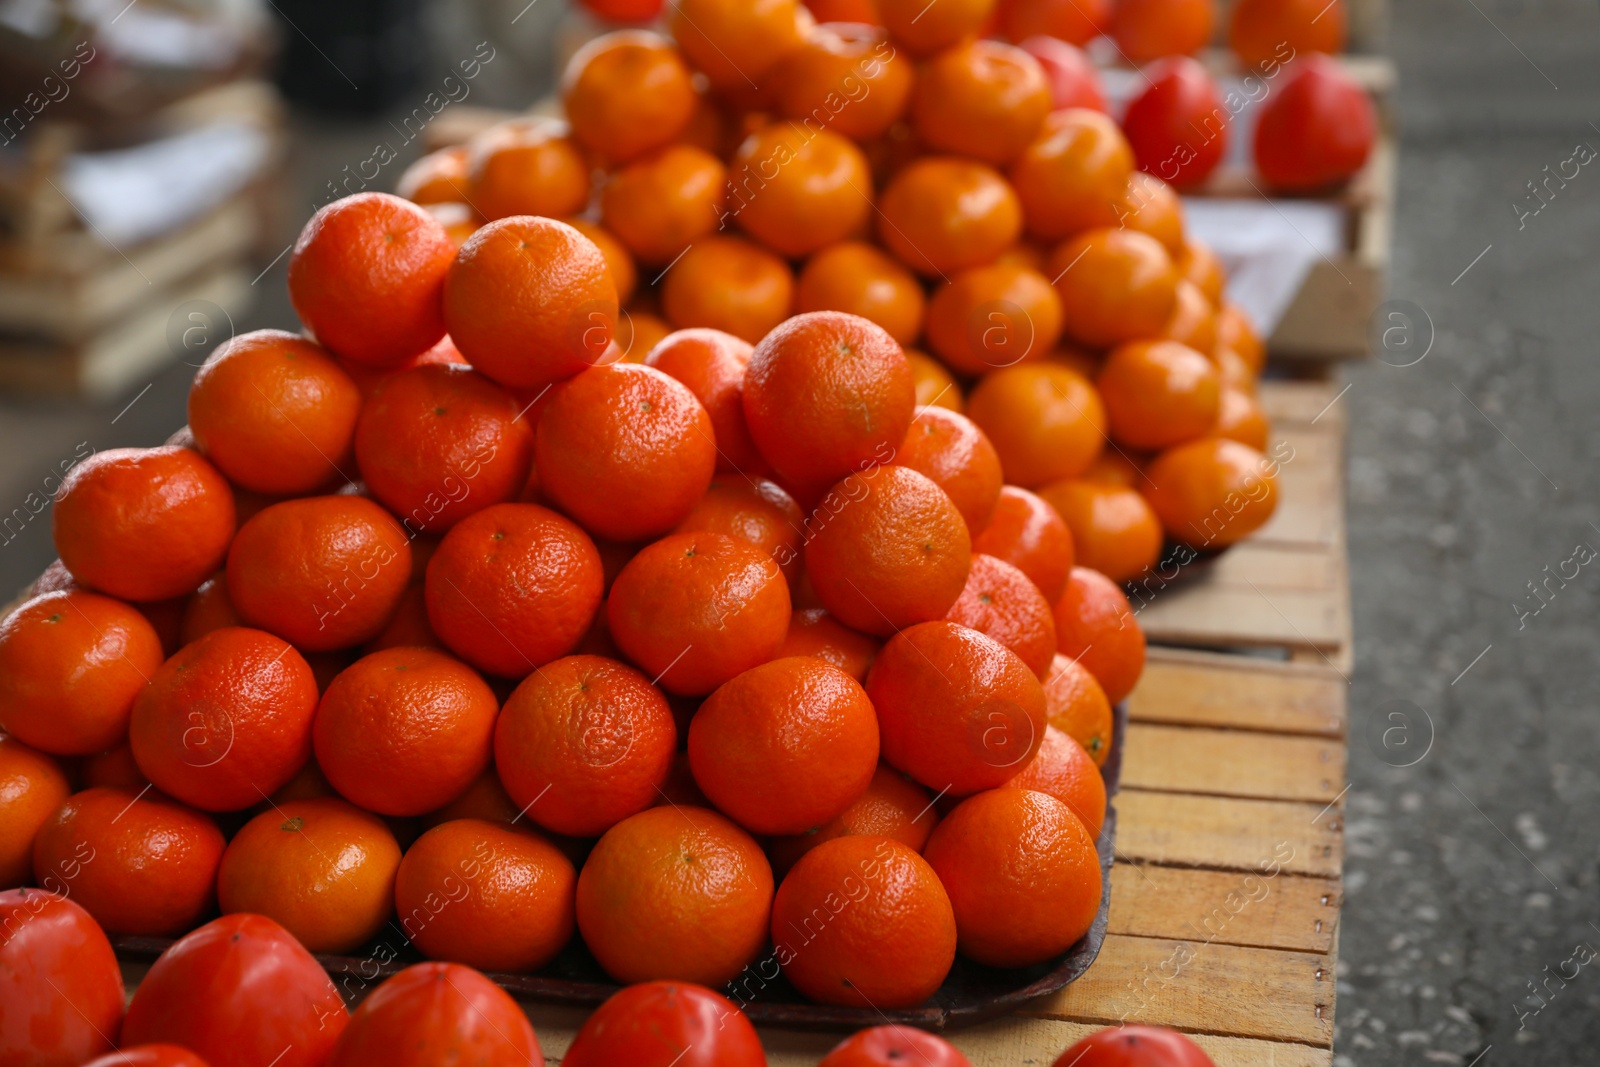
[971,485,1075,603]
[895,407,1005,533]
[742,311,916,494]
[1004,725,1106,836]
[923,787,1102,967]
[0,736,70,886]
[944,553,1059,678]
[536,364,717,542]
[287,192,455,367]
[393,820,576,974]
[425,503,604,678]
[688,657,880,836]
[494,654,677,837]
[353,363,535,534]
[216,798,401,954]
[31,786,225,936]
[576,805,774,987]
[187,329,360,497]
[865,620,1047,795]
[608,532,792,697]
[804,465,972,637]
[53,446,237,603]
[442,217,618,389]
[0,591,165,756]
[128,627,320,812]
[771,835,957,1009]
[313,647,500,816]
[225,496,413,653]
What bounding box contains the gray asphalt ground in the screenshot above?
[1338,2,1600,1065]
[2,2,1598,1064]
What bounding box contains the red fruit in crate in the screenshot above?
[1253,54,1376,190]
[1052,1024,1218,1066]
[0,889,125,1067]
[123,913,349,1067]
[563,982,766,1067]
[821,1024,974,1066]
[288,192,455,367]
[1017,36,1108,112]
[83,1047,211,1067]
[328,963,544,1067]
[1121,57,1228,189]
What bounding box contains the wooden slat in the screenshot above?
[1026,934,1335,1047]
[1258,380,1348,428]
[1108,866,1339,954]
[1114,791,1343,878]
[1128,648,1347,737]
[1121,724,1345,803]
[1130,584,1344,651]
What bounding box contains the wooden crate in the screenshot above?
[0,80,284,398]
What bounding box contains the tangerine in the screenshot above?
[576,805,773,986]
[1037,479,1165,582]
[394,819,576,973]
[743,311,914,496]
[0,590,164,756]
[188,329,360,496]
[466,118,591,222]
[924,787,1101,966]
[128,628,319,810]
[217,796,401,954]
[495,654,676,836]
[796,242,925,347]
[1052,566,1146,704]
[354,363,535,534]
[225,496,412,651]
[288,192,454,367]
[877,158,1022,277]
[966,362,1106,487]
[944,553,1058,677]
[313,647,498,816]
[970,485,1074,602]
[866,620,1046,793]
[31,786,224,936]
[608,531,791,696]
[804,465,972,637]
[643,328,764,474]
[443,216,617,389]
[912,40,1051,166]
[563,30,697,163]
[689,657,879,835]
[425,503,604,678]
[771,835,956,1007]
[660,235,794,343]
[54,446,236,603]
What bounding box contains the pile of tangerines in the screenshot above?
[2,169,1140,1031]
[396,0,1300,585]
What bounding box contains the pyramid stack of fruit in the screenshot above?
[391,0,1351,583]
[2,166,1134,1027]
